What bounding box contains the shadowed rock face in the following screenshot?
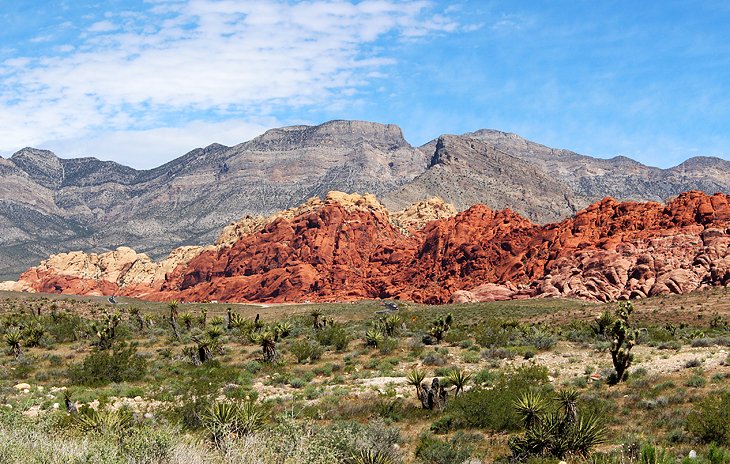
[1,120,729,281]
[3,191,728,304]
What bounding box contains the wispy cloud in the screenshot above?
[0,0,459,165]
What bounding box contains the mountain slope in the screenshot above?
[1,119,728,281]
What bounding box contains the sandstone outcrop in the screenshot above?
[3,191,729,304]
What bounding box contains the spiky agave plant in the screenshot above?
[4,327,23,359]
[353,449,395,464]
[203,399,265,449]
[514,390,548,429]
[557,389,580,425]
[406,368,427,403]
[70,407,134,435]
[444,368,472,396]
[365,328,384,347]
[380,314,402,337]
[179,312,194,331]
[203,401,239,449]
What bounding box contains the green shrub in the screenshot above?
[316,324,350,351]
[446,365,549,432]
[289,339,325,364]
[687,391,730,445]
[421,351,446,366]
[68,346,147,386]
[120,426,175,464]
[686,375,706,388]
[378,337,399,355]
[415,431,474,464]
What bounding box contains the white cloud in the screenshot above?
[87,20,119,32]
[0,0,459,167]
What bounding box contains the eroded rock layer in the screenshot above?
[2,191,728,303]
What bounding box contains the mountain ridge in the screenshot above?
[1,119,728,281]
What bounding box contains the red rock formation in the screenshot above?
[3,191,728,304]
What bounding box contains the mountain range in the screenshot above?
[1,119,728,281]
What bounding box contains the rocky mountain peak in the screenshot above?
[10,147,64,187]
[248,120,408,151]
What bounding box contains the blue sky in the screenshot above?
[1,0,728,169]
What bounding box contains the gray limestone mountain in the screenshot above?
[1,119,728,280]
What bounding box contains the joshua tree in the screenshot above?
[168,300,181,340]
[252,329,278,363]
[429,313,453,343]
[199,308,208,328]
[407,369,447,410]
[92,313,121,350]
[311,309,323,330]
[129,307,145,331]
[226,308,234,330]
[601,301,638,385]
[253,314,265,332]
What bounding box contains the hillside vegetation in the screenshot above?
[1,289,729,463]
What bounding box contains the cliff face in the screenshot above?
[3,191,728,304]
[2,120,728,282]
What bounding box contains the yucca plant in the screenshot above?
[353,449,395,464]
[228,312,246,330]
[4,327,23,359]
[252,329,278,363]
[21,321,44,347]
[365,328,384,347]
[203,401,239,450]
[202,399,265,450]
[444,368,472,396]
[206,325,224,340]
[593,310,616,336]
[568,414,606,457]
[311,309,324,329]
[69,407,133,435]
[406,368,427,405]
[273,321,293,339]
[509,390,605,460]
[557,389,579,425]
[379,314,402,337]
[179,312,194,331]
[514,390,548,429]
[237,398,265,434]
[198,307,208,328]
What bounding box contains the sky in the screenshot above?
[0,0,728,169]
